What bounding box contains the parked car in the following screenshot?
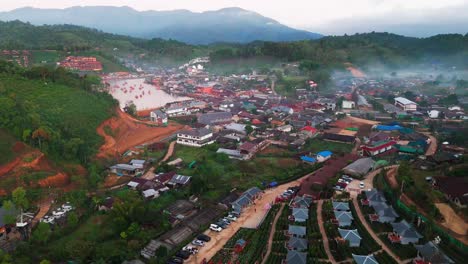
[167,257,184,264]
[359,182,365,189]
[183,246,199,254]
[196,234,211,242]
[342,175,352,180]
[176,250,191,260]
[192,240,206,246]
[209,224,222,232]
[220,218,231,224]
[226,214,237,221]
[216,222,228,229]
[334,186,343,191]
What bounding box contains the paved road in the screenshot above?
[186,174,311,263]
[317,200,337,264]
[352,198,404,263]
[261,203,285,264]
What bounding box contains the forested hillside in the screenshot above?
[209,33,468,69]
[0,21,198,60]
[0,61,116,164]
[2,21,466,70]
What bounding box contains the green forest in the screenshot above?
[0,61,116,164]
[1,21,467,70]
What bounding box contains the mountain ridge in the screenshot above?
[0,6,323,44]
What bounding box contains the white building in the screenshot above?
[177,128,215,147]
[165,105,190,117]
[150,110,168,125]
[394,97,417,111]
[342,100,356,109]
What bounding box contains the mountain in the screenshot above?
[0,6,322,44]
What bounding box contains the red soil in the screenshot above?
[96,108,186,158]
[38,172,70,188]
[346,65,367,78]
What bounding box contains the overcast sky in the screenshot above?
[2,0,468,35]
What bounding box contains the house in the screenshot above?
[231,187,262,214]
[277,124,293,132]
[301,126,318,135]
[334,210,354,227]
[150,110,168,125]
[98,197,115,211]
[110,164,139,176]
[361,140,397,157]
[142,189,159,199]
[291,196,313,209]
[436,177,468,208]
[198,112,233,126]
[342,158,376,177]
[374,204,399,223]
[352,254,379,264]
[216,148,244,160]
[287,237,308,251]
[176,128,215,147]
[390,220,422,245]
[427,110,440,119]
[317,150,332,162]
[165,105,189,117]
[292,208,309,223]
[342,100,356,109]
[365,189,387,206]
[285,250,307,264]
[224,123,247,134]
[130,159,146,169]
[323,132,356,143]
[395,97,417,111]
[338,228,362,247]
[414,242,454,264]
[300,155,316,163]
[272,105,294,115]
[167,174,191,187]
[333,202,350,211]
[288,225,307,237]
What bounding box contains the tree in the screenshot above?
[67,212,79,228]
[245,125,254,135]
[31,222,51,244]
[12,187,29,210]
[156,246,168,258]
[39,260,52,264]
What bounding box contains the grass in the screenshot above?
[31,50,61,64]
[173,144,314,200]
[302,138,354,154]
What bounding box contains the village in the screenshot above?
[1,54,467,264]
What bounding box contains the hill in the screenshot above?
[209,33,468,70]
[0,6,322,44]
[0,61,116,164]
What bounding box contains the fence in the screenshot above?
[375,172,468,253]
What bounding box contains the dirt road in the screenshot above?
[435,203,468,237]
[317,200,336,264]
[423,133,437,156]
[352,198,404,263]
[96,108,184,157]
[261,203,285,264]
[186,174,312,263]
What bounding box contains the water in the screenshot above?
[107,78,190,110]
